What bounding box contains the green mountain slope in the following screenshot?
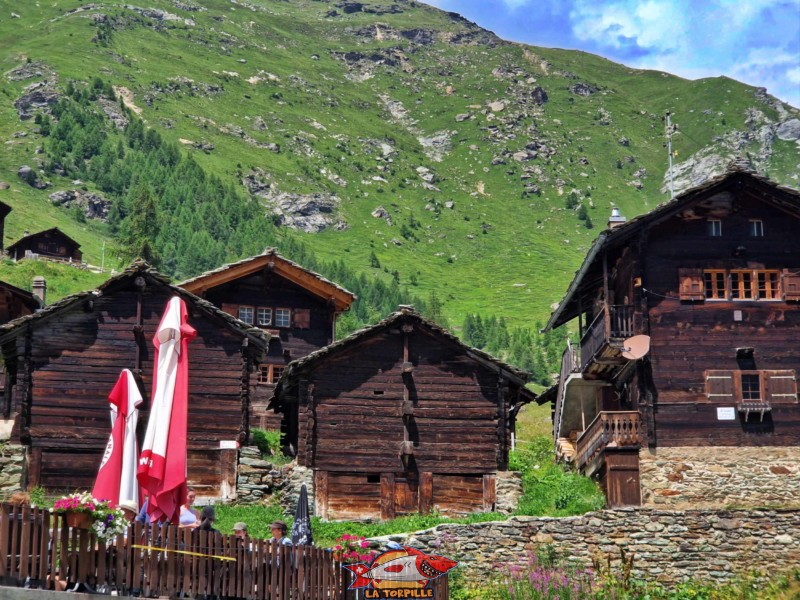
[1,0,797,331]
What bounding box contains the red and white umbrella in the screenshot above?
[137,296,196,524]
[93,369,143,509]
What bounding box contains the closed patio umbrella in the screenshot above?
[137,296,196,524]
[92,369,143,509]
[291,483,313,546]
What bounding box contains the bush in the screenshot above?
[251,428,282,457]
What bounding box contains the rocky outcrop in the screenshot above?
[14,79,59,120]
[267,192,342,233]
[49,190,112,221]
[18,166,49,189]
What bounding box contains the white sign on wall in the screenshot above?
[717,407,736,421]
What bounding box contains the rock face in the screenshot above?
[49,190,112,221]
[268,192,342,233]
[776,118,800,141]
[569,82,598,96]
[18,166,49,189]
[14,79,60,120]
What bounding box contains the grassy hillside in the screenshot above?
[0,0,796,330]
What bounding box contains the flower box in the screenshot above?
[64,510,92,529]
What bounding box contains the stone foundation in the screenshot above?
[639,446,800,508]
[375,508,800,586]
[495,470,522,514]
[0,443,26,497]
[235,446,288,503]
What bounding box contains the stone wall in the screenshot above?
[374,508,800,586]
[236,446,288,503]
[0,443,26,497]
[639,447,800,508]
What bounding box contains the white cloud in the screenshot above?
[788,67,800,85]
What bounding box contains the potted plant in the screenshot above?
[52,492,128,543]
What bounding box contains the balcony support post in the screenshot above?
[603,251,611,340]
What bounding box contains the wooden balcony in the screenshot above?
[579,304,636,375]
[575,411,642,472]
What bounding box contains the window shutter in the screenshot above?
[705,370,734,401]
[782,269,800,301]
[293,308,311,329]
[766,370,797,403]
[678,268,704,301]
[221,303,238,317]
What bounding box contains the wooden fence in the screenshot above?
[0,503,449,598]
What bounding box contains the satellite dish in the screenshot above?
[622,335,650,360]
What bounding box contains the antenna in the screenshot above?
[664,112,677,199]
[621,335,650,360]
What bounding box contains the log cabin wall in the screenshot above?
[295,319,522,520]
[640,191,800,447]
[6,276,256,498]
[201,271,335,432]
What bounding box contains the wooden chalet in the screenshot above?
[543,165,800,507]
[0,201,11,252]
[0,279,42,415]
[6,228,82,263]
[0,261,268,498]
[180,249,355,431]
[273,306,536,520]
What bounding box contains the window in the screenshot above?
[257,364,286,384]
[756,271,780,300]
[708,219,722,237]
[256,307,272,326]
[749,219,764,237]
[704,270,727,300]
[238,306,254,325]
[730,270,754,300]
[741,373,761,400]
[275,308,291,328]
[705,369,797,404]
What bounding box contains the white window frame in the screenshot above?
[708,219,722,237]
[275,308,291,328]
[257,307,272,326]
[238,305,255,325]
[749,219,764,237]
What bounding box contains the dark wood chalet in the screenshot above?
[0,261,267,498]
[543,166,800,507]
[0,201,11,252]
[6,228,82,263]
[0,279,42,414]
[273,306,536,520]
[180,249,355,430]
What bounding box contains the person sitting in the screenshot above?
[197,506,218,534]
[233,522,248,539]
[179,488,200,529]
[269,520,292,546]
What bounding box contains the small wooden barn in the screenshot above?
[6,227,82,263]
[180,249,355,430]
[273,306,536,520]
[0,261,267,498]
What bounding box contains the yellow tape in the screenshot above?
[132,544,237,561]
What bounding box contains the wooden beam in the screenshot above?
[380,472,395,520]
[483,474,496,512]
[419,472,433,514]
[315,470,328,520]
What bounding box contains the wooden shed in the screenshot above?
[0,201,11,252]
[180,249,355,431]
[543,165,800,507]
[6,227,82,263]
[0,261,267,498]
[273,306,536,520]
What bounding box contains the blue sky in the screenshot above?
[425,0,800,108]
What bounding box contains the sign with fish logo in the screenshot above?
[342,545,457,598]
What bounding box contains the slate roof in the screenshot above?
[273,305,536,404]
[0,259,269,350]
[179,248,356,311]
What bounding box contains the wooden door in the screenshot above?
[394,471,419,515]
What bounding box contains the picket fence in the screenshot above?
[0,503,449,598]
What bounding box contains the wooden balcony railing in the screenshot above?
[575,411,642,469]
[579,304,636,370]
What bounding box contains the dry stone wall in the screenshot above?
[639,447,800,508]
[0,444,26,496]
[375,508,800,586]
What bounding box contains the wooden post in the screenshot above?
[380,472,395,521]
[483,474,496,512]
[603,251,611,340]
[315,470,328,520]
[419,471,433,514]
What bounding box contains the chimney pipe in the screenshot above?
[32,276,46,306]
[607,206,627,229]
